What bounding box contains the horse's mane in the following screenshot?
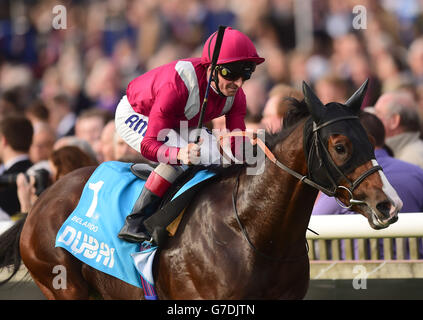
[265,97,310,150]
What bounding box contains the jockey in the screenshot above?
[115,27,265,243]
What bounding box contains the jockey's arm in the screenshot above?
[140,89,183,164]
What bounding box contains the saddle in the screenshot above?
[130,163,217,246]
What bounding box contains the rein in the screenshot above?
[219,131,334,194]
[219,116,382,260]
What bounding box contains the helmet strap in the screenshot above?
[211,67,226,97]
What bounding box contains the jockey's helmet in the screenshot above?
[201,27,265,67]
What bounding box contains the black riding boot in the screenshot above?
[118,188,162,243]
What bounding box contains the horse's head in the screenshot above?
[302,80,402,229]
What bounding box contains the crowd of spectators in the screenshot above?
[2,0,423,259]
[3,0,423,125]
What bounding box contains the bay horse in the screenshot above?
[0,80,402,299]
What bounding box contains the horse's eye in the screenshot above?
[335,144,346,154]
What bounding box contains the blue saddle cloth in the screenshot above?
[55,161,215,292]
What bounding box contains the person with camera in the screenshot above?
[14,145,98,219]
[0,115,34,218]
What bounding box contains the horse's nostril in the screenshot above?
[376,200,391,218]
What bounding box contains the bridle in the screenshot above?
[222,115,382,261]
[307,115,382,209]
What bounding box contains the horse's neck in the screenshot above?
[238,121,317,256]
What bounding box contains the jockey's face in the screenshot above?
[207,66,245,97]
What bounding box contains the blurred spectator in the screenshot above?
[242,77,267,117]
[47,94,76,139]
[114,132,144,163]
[16,173,38,214]
[324,1,353,39]
[374,48,411,93]
[348,54,382,107]
[314,74,350,104]
[112,38,140,90]
[261,83,303,133]
[100,120,117,162]
[202,0,237,40]
[365,1,403,47]
[373,91,423,169]
[313,111,423,259]
[54,136,98,164]
[305,31,333,83]
[287,50,310,89]
[0,63,33,93]
[85,58,122,113]
[260,44,289,85]
[75,108,114,162]
[330,33,366,79]
[49,146,98,182]
[0,89,24,119]
[306,54,331,85]
[29,122,56,164]
[408,37,423,85]
[25,99,50,126]
[0,115,33,216]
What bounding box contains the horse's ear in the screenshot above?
[302,81,324,122]
[344,79,369,114]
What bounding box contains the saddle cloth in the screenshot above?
[55,161,215,295]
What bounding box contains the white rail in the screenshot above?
[2,213,422,239]
[306,212,423,239]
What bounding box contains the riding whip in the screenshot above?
[195,25,226,143]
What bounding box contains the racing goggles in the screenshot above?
[216,61,256,81]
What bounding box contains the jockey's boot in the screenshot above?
[118,164,184,243]
[117,186,162,243]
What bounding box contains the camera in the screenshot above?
[0,168,51,196]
